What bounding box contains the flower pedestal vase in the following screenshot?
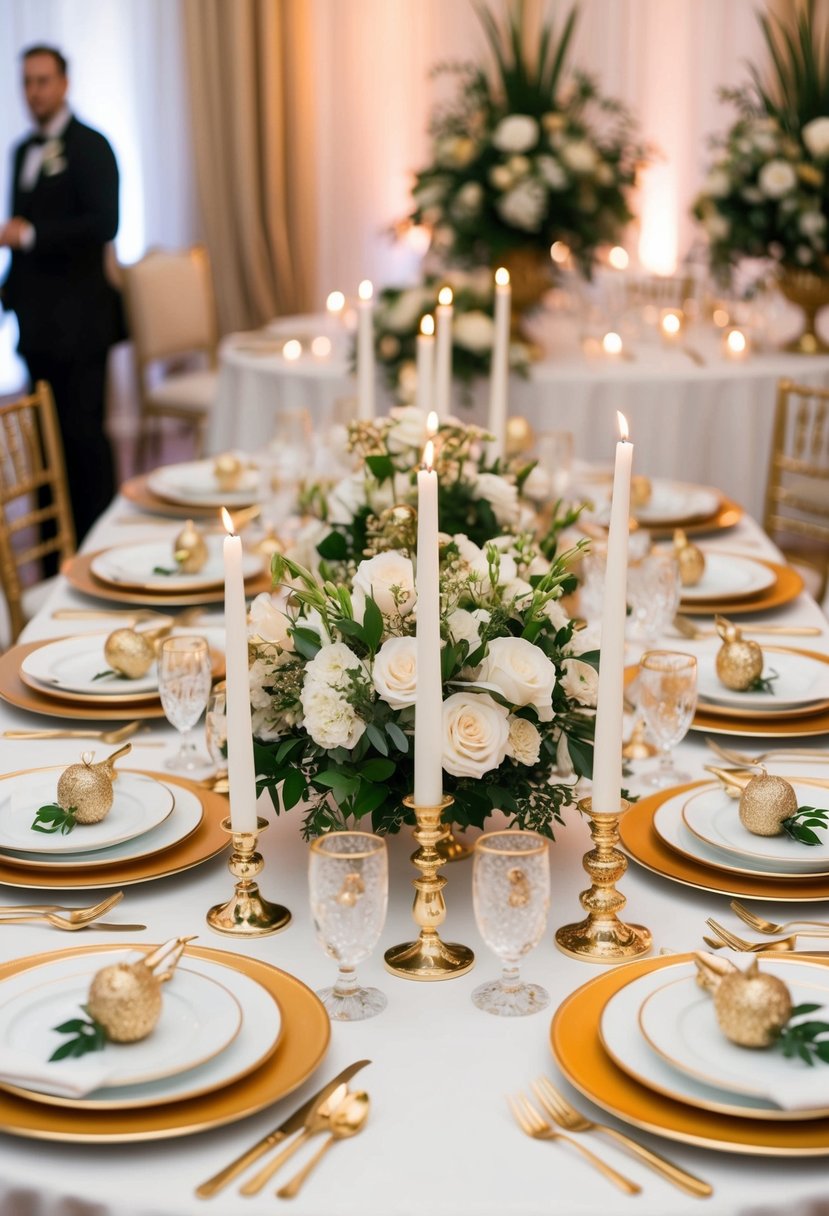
[778,269,829,355]
[498,248,552,357]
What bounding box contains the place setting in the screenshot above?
[121,452,264,519]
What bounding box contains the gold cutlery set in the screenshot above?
[0,892,145,932]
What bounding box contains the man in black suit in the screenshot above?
[0,44,121,547]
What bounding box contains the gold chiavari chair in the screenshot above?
[764,378,829,603]
[0,381,76,643]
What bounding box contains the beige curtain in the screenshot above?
[182,0,317,332]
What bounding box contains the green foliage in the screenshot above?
[31,803,77,835]
[50,1007,107,1061]
[782,806,829,846]
[776,1002,829,1066]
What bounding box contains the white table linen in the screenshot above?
[0,501,827,1216]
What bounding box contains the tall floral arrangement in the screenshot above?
[407,2,645,275]
[693,1,829,276]
[249,408,595,839]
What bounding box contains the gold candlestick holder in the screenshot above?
[555,797,651,963]
[384,795,475,980]
[436,825,472,863]
[206,816,291,937]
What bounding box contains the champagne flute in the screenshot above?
[309,831,388,1021]
[637,650,698,788]
[157,636,213,772]
[472,830,550,1017]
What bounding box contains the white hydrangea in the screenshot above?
[560,140,598,175]
[492,114,539,154]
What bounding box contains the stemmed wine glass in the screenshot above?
[472,830,551,1017]
[637,650,698,788]
[204,679,228,792]
[157,635,213,772]
[308,831,388,1021]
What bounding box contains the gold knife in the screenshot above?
[194,1059,371,1198]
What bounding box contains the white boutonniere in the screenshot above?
[41,139,66,177]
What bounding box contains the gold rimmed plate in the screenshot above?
[646,496,743,540]
[121,473,220,520]
[89,539,262,595]
[0,641,164,721]
[678,551,777,606]
[63,551,271,608]
[552,953,829,1153]
[681,782,829,873]
[678,560,803,616]
[0,773,227,889]
[619,782,829,901]
[0,943,329,1141]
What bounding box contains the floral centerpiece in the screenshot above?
[406,2,645,278]
[249,408,595,839]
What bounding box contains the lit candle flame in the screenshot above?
[617,411,630,443]
[358,279,373,302]
[726,329,747,355]
[423,439,435,471]
[426,410,439,436]
[602,331,623,356]
[608,245,629,270]
[326,290,345,313]
[282,338,301,361]
[438,286,453,306]
[495,267,510,287]
[420,314,435,337]
[221,507,235,535]
[661,311,681,336]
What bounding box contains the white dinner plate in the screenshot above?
[653,783,829,879]
[90,539,262,593]
[0,780,202,869]
[148,458,262,508]
[681,783,829,872]
[639,961,829,1112]
[633,480,721,526]
[21,635,160,698]
[679,553,776,603]
[0,770,175,857]
[600,958,826,1119]
[0,952,245,1100]
[697,646,829,713]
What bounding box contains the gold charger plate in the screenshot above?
[0,641,164,721]
[121,473,221,520]
[551,952,829,1154]
[63,551,272,608]
[646,497,743,540]
[678,560,803,616]
[619,782,829,901]
[0,771,228,889]
[0,942,329,1142]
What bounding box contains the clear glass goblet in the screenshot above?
[536,430,574,499]
[157,635,213,773]
[626,550,681,643]
[637,650,698,788]
[472,830,551,1017]
[309,831,388,1022]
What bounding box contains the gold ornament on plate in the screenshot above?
[622,717,658,760]
[103,627,156,678]
[739,770,799,837]
[715,616,764,690]
[696,953,793,1049]
[506,415,535,458]
[173,519,208,574]
[213,452,245,492]
[673,529,706,587]
[56,743,131,824]
[254,525,283,561]
[86,936,194,1043]
[630,475,652,509]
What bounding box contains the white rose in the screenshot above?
[537,155,567,190]
[249,655,275,710]
[251,707,283,742]
[522,463,552,502]
[387,405,427,454]
[803,116,829,158]
[372,636,417,709]
[442,691,510,778]
[353,550,416,617]
[474,472,520,526]
[758,159,797,198]
[304,641,367,692]
[247,592,293,649]
[328,472,367,525]
[703,168,730,198]
[506,716,541,765]
[543,598,571,633]
[284,518,330,572]
[560,657,599,707]
[453,311,495,353]
[492,114,539,154]
[800,210,827,237]
[300,684,366,750]
[501,577,534,606]
[479,636,557,721]
[496,178,548,231]
[560,140,598,175]
[448,608,486,650]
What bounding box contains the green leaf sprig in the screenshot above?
[776,1003,829,1066]
[152,565,177,576]
[31,803,77,835]
[50,1006,106,1061]
[92,669,130,682]
[781,806,829,846]
[746,669,779,695]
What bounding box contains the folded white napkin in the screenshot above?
[0,1045,111,1099]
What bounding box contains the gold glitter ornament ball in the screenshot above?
[87,959,162,1042]
[630,475,652,508]
[739,772,798,837]
[673,528,706,587]
[57,755,114,824]
[173,519,208,573]
[715,618,763,690]
[213,452,244,492]
[104,627,156,678]
[713,958,792,1048]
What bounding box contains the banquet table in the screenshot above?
[209,314,829,521]
[1,498,829,1216]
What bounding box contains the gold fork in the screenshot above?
[674,615,821,640]
[531,1077,712,1197]
[730,901,829,938]
[705,738,829,766]
[0,893,122,920]
[508,1095,641,1195]
[704,918,799,953]
[2,721,142,745]
[0,913,146,931]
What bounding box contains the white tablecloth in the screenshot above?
[0,503,828,1216]
[210,316,829,521]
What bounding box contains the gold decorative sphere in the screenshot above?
[213,452,244,492]
[173,519,208,573]
[630,475,652,508]
[104,628,156,679]
[506,415,534,457]
[713,958,792,1048]
[87,960,162,1042]
[673,528,706,587]
[57,755,114,824]
[715,617,763,690]
[739,771,798,837]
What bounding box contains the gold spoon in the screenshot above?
[276,1092,370,1199]
[2,721,142,745]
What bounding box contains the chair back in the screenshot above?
[765,378,829,598]
[121,245,218,370]
[0,382,75,641]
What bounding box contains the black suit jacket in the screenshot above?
[2,115,122,360]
